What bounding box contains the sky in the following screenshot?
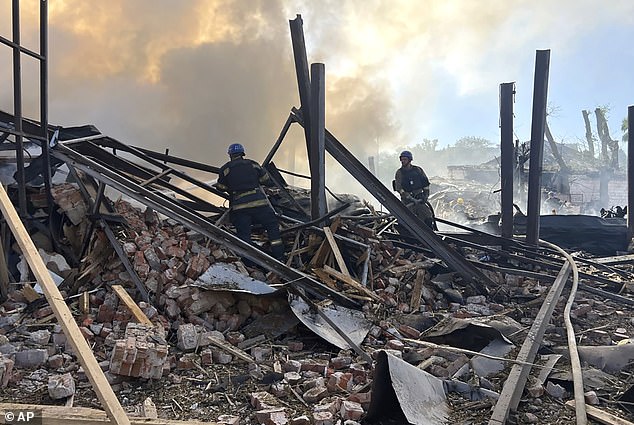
[1,0,633,196]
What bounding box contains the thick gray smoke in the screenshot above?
[1,0,632,200]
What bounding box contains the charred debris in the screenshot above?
[2,12,634,425]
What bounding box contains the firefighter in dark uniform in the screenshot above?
[216,143,284,261]
[394,150,434,228]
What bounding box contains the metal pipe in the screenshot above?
[525,50,550,245]
[500,82,515,238]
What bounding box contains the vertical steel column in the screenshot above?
[309,63,327,220]
[500,83,515,239]
[525,50,550,246]
[40,0,52,201]
[289,15,312,158]
[627,105,634,241]
[12,0,27,215]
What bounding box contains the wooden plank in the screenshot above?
[410,269,425,311]
[0,403,217,425]
[565,401,634,425]
[0,185,131,425]
[139,168,173,187]
[592,253,634,265]
[112,285,153,326]
[79,291,90,315]
[309,218,343,269]
[322,265,382,302]
[21,284,42,302]
[323,227,349,275]
[309,237,330,268]
[203,333,255,364]
[488,262,571,425]
[313,267,340,289]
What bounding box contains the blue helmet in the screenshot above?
[400,150,413,161]
[227,143,245,156]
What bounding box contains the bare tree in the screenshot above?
[581,110,595,159]
[595,107,619,170]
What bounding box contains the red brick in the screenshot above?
[340,400,364,421]
[255,408,287,425]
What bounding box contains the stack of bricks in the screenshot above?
[109,322,168,379]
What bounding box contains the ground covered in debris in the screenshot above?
[2,183,634,425]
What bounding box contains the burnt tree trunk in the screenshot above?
[544,121,571,196]
[545,121,569,173]
[582,110,595,159]
[595,107,619,170]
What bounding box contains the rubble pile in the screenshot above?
[2,184,634,425]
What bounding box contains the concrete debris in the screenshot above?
[47,372,75,399]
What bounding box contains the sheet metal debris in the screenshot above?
[574,341,634,374]
[422,317,514,352]
[366,350,448,425]
[288,293,371,350]
[470,338,515,378]
[194,263,277,295]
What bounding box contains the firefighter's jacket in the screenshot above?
[216,157,272,210]
[394,165,430,198]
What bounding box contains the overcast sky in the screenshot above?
[1,0,633,186]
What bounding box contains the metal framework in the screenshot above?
[0,0,50,215]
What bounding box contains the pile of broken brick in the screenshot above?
[2,183,634,424]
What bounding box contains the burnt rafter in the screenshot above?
[290,107,494,293]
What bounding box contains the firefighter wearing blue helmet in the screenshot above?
[216,143,284,261]
[394,150,434,228]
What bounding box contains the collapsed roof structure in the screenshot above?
[2,6,634,425]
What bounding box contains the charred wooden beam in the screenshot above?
[526,50,550,245]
